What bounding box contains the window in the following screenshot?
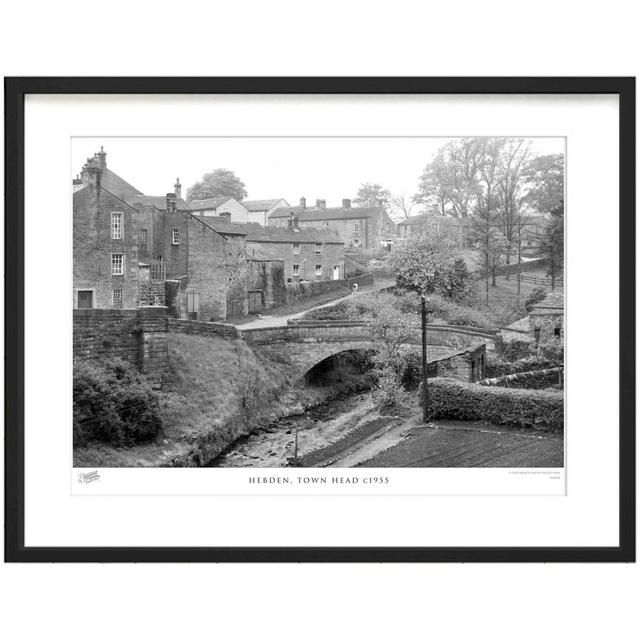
[77,290,93,309]
[140,228,148,252]
[112,288,122,307]
[111,212,123,239]
[293,243,300,255]
[315,243,322,254]
[554,327,562,338]
[293,264,300,276]
[315,264,322,276]
[353,223,359,233]
[111,253,124,276]
[353,238,360,247]
[325,222,329,227]
[171,228,180,245]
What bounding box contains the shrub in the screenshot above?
[524,287,547,312]
[537,336,564,362]
[426,378,563,432]
[500,339,534,362]
[73,358,162,447]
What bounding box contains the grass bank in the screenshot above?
[74,333,347,467]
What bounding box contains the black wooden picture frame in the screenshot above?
[4,77,636,562]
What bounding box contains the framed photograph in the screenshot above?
[4,77,635,562]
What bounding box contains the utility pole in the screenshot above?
[421,294,429,424]
[421,273,434,424]
[517,223,522,303]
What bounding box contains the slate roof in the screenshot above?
[246,243,284,261]
[189,215,248,236]
[101,168,143,199]
[124,194,189,210]
[72,183,87,194]
[245,224,343,244]
[270,204,385,221]
[243,199,286,212]
[188,197,235,210]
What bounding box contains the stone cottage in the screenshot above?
[529,290,564,343]
[73,156,141,310]
[72,149,285,321]
[268,198,397,250]
[245,221,345,282]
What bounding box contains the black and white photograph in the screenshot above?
[72,136,565,470]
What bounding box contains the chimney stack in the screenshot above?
[174,178,182,199]
[342,198,351,209]
[166,193,177,213]
[80,157,102,191]
[316,199,326,209]
[299,197,306,209]
[96,146,107,170]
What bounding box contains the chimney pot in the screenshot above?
[174,177,182,199]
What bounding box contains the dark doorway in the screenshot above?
[77,290,93,309]
[248,290,263,314]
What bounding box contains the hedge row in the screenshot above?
[425,378,563,432]
[485,356,560,378]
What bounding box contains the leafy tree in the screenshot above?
[387,228,461,297]
[354,182,391,209]
[523,154,564,214]
[495,139,531,277]
[414,139,485,217]
[186,168,248,202]
[390,193,416,219]
[346,295,417,406]
[414,152,450,215]
[536,209,564,290]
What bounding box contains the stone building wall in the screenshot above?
[427,343,487,382]
[73,180,139,309]
[247,259,286,308]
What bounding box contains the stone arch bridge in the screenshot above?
[237,321,501,381]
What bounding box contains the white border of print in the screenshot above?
[24,94,618,548]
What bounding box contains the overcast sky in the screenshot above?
[72,137,564,206]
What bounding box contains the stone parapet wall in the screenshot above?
[168,318,239,339]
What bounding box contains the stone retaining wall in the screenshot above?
[73,307,168,388]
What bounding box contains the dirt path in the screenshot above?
[233,280,393,330]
